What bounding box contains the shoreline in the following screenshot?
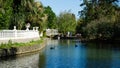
[16,41,46,55]
[80,38,120,43]
[53,36,120,43]
[0,39,46,57]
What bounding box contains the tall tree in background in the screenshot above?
[77,0,120,40]
[8,0,46,30]
[57,11,76,34]
[25,1,46,31]
[10,0,28,29]
[0,0,52,31]
[114,8,120,39]
[0,0,13,29]
[79,0,118,22]
[44,6,57,29]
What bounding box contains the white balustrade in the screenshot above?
[0,26,41,43]
[0,30,40,40]
[46,29,58,36]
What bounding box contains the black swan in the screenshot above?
[50,47,55,49]
[75,44,78,47]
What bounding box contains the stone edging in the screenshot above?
[0,42,46,57]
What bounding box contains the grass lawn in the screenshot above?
[0,38,43,49]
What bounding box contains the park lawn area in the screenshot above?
[0,39,43,49]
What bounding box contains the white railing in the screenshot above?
[0,26,41,43]
[0,30,40,40]
[46,29,58,36]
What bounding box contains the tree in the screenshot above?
[76,18,84,33]
[44,6,57,29]
[25,1,46,31]
[77,0,120,40]
[0,0,13,29]
[114,8,120,39]
[84,17,114,40]
[9,0,46,30]
[0,0,47,30]
[9,0,28,29]
[57,11,76,35]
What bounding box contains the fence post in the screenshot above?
[36,27,39,31]
[13,26,17,38]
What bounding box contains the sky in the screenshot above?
[40,0,83,18]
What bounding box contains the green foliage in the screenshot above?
[57,11,77,34]
[44,6,57,29]
[0,0,13,29]
[84,17,114,40]
[0,39,43,49]
[0,0,46,30]
[77,0,120,40]
[114,10,120,38]
[76,19,84,33]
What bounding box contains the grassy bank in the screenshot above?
[0,38,43,49]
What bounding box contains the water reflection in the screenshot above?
[0,52,40,68]
[43,40,120,68]
[85,42,120,68]
[86,48,112,68]
[112,49,120,68]
[39,53,46,68]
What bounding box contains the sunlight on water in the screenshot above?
[0,40,120,68]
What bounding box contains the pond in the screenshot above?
[0,39,120,68]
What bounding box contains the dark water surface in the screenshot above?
[0,39,120,68]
